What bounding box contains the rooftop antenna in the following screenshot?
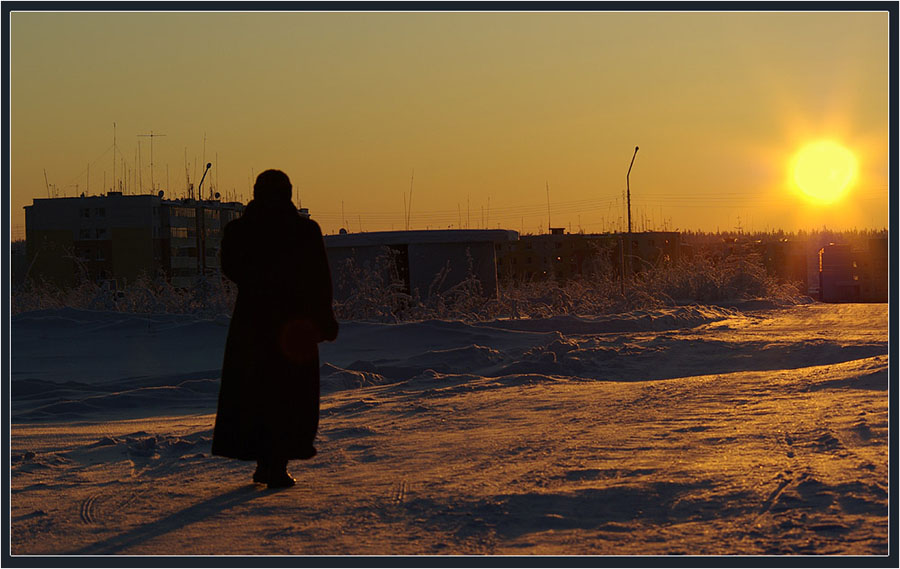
[546,181,551,233]
[406,168,414,231]
[626,145,639,233]
[112,122,116,191]
[138,130,166,193]
[43,169,50,198]
[184,148,191,199]
[137,140,143,193]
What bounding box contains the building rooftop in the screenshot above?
[324,229,519,247]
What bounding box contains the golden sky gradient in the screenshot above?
[10,10,890,237]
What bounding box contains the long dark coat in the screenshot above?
[211,200,338,461]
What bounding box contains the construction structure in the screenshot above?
[324,229,518,300]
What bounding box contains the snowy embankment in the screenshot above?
[10,302,889,555]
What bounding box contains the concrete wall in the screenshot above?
[408,241,497,297]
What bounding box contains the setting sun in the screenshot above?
[791,140,858,204]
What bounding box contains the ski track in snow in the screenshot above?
[10,302,889,555]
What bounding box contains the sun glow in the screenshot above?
[791,140,858,204]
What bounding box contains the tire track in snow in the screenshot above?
[757,476,792,520]
[80,495,98,524]
[392,480,408,504]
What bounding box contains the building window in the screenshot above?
[526,257,532,264]
[78,229,91,239]
[172,246,198,257]
[170,227,195,238]
[171,207,196,218]
[95,228,108,239]
[94,207,106,217]
[80,208,90,218]
[96,250,105,261]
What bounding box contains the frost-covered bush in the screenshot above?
[331,247,493,322]
[332,248,414,322]
[12,239,804,320]
[11,271,237,317]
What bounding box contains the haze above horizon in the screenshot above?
[9,10,890,237]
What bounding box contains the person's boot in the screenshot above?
[267,459,295,489]
[252,459,269,484]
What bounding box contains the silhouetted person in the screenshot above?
[212,169,338,489]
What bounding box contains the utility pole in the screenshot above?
[626,145,639,233]
[196,162,212,277]
[138,130,166,193]
[623,145,639,293]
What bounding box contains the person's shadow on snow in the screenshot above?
[71,485,270,555]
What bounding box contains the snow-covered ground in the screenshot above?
[10,302,889,556]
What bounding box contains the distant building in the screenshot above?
[818,238,888,303]
[859,237,889,302]
[496,230,682,281]
[324,229,518,299]
[752,238,809,293]
[24,193,244,288]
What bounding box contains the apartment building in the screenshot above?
[24,192,244,288]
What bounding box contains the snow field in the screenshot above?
[10,302,889,555]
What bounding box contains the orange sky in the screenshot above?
[9,10,890,238]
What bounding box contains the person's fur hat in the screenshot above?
[253,169,292,204]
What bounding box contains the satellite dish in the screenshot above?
[158,190,164,198]
[215,192,221,199]
[339,228,348,235]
